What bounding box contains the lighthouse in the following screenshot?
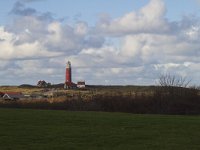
[64,61,72,89]
[65,61,72,83]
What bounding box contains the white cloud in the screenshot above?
[74,22,88,36]
[96,0,169,36]
[47,22,62,42]
[185,25,200,40]
[0,26,61,60]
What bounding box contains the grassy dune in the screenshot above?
[0,108,200,150]
[0,86,42,94]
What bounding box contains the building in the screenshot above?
[77,81,86,88]
[2,92,24,100]
[65,61,72,83]
[64,61,76,89]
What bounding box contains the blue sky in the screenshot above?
[1,0,200,25]
[0,0,200,85]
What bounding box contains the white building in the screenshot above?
[77,81,86,88]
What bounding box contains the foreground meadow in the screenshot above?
[0,108,200,150]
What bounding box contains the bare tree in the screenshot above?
[159,74,191,88]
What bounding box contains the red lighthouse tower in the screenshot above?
[65,61,72,83]
[64,61,73,89]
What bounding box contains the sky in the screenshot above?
[0,0,200,86]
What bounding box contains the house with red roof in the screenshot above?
[2,92,24,100]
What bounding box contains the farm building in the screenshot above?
[2,92,25,100]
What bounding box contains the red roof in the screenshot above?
[0,92,5,97]
[4,92,22,95]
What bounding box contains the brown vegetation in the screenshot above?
[0,85,199,115]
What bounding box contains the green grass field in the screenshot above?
[0,109,200,150]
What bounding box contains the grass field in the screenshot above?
[0,109,200,150]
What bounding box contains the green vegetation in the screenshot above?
[0,108,200,150]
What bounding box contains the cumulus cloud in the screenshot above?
[96,0,169,36]
[0,26,61,60]
[0,0,200,85]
